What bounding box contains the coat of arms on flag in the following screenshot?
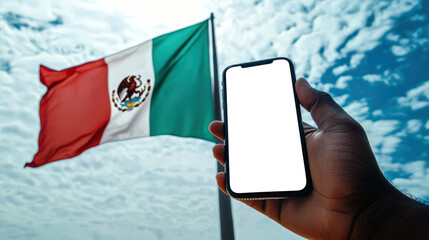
[112,75,151,112]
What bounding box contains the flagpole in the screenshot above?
[210,13,235,240]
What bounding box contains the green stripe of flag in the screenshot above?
[150,20,214,141]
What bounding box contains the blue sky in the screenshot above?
[0,0,428,239]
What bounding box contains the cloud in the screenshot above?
[398,80,429,110]
[333,94,349,106]
[333,64,349,76]
[362,70,401,84]
[391,45,411,56]
[386,26,429,57]
[344,99,369,121]
[386,33,400,42]
[350,53,365,68]
[380,135,402,154]
[332,53,364,79]
[363,74,383,82]
[211,0,420,84]
[393,161,429,200]
[406,119,422,133]
[342,25,391,53]
[361,120,401,154]
[372,109,383,117]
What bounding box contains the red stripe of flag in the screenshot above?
[25,59,111,167]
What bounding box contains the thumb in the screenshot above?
[295,78,351,130]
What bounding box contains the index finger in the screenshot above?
[209,121,225,141]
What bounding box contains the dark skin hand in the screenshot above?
[210,78,429,239]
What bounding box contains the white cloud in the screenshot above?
[391,45,411,56]
[344,99,369,121]
[333,94,349,106]
[343,25,391,53]
[363,74,383,82]
[361,120,401,155]
[381,135,402,154]
[425,120,429,130]
[399,38,410,45]
[388,27,429,57]
[386,33,400,42]
[333,64,349,76]
[372,109,383,117]
[398,81,429,110]
[411,14,426,22]
[332,54,364,77]
[320,83,335,93]
[362,70,401,85]
[211,0,420,84]
[101,0,211,33]
[406,119,422,133]
[393,161,429,199]
[350,53,365,68]
[336,75,352,89]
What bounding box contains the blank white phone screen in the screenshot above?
[226,59,307,193]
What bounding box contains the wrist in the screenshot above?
[350,181,429,239]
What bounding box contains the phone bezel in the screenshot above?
[222,57,312,199]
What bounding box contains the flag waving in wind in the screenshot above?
[26,20,214,168]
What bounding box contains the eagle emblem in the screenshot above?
[111,75,151,112]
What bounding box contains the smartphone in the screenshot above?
[222,57,311,199]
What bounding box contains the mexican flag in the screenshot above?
[25,20,214,168]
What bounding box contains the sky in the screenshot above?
[0,0,428,239]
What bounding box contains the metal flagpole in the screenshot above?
[210,13,235,240]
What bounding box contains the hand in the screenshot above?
[210,78,429,239]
